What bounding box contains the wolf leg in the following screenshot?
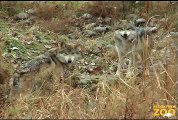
[125,58,133,78]
[53,63,64,83]
[115,50,124,78]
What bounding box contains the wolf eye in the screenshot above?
[127,27,134,30]
[70,51,75,54]
[115,27,123,30]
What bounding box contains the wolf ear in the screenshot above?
[113,20,120,30]
[115,19,121,25]
[74,44,85,58]
[74,44,83,52]
[60,41,67,48]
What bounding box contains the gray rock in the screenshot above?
[83,30,97,37]
[93,26,109,34]
[170,32,178,37]
[67,33,78,39]
[145,26,158,33]
[84,23,97,30]
[77,74,99,85]
[138,26,158,37]
[15,12,29,20]
[11,47,19,51]
[135,18,146,26]
[91,62,96,66]
[76,74,121,87]
[44,45,52,49]
[83,13,92,19]
[26,9,36,15]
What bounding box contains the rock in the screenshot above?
[83,30,97,37]
[145,26,158,33]
[44,45,52,49]
[84,23,97,30]
[92,47,102,55]
[26,41,32,45]
[170,32,178,37]
[138,26,158,37]
[135,18,146,27]
[75,74,121,87]
[26,9,36,15]
[83,13,92,19]
[14,37,19,40]
[86,66,94,73]
[93,26,109,34]
[15,12,29,20]
[67,33,78,39]
[91,62,96,66]
[10,47,19,51]
[84,61,88,65]
[77,74,99,85]
[139,26,158,35]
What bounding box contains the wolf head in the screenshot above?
[114,20,138,43]
[55,42,82,64]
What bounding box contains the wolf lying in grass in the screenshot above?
[9,42,82,101]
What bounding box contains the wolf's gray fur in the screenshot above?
[9,43,82,101]
[114,20,154,78]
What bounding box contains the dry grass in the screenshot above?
[34,2,82,34]
[0,46,14,118]
[2,34,177,119]
[80,1,122,20]
[34,4,65,20]
[38,19,74,34]
[0,1,178,119]
[3,57,177,119]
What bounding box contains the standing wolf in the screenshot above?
[114,20,154,79]
[9,42,82,101]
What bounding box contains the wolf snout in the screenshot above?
[68,59,72,63]
[121,33,128,38]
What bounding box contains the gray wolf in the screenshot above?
[114,20,154,79]
[9,42,82,101]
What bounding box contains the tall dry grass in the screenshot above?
[0,1,178,119]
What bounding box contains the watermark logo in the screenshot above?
[153,105,176,118]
